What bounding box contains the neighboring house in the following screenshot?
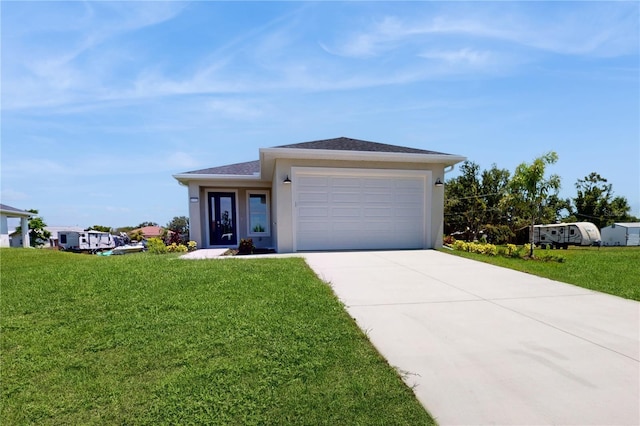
[0,204,32,248]
[130,226,167,240]
[600,223,640,246]
[173,137,465,253]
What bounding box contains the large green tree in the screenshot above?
[15,209,51,247]
[166,216,189,235]
[445,161,511,242]
[573,172,637,228]
[505,152,561,257]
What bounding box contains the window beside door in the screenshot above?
[247,191,270,237]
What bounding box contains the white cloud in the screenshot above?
[322,4,638,59]
[2,1,187,110]
[3,1,637,114]
[419,48,492,66]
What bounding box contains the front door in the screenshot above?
[209,192,237,246]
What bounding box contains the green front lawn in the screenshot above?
[1,249,433,425]
[443,246,640,301]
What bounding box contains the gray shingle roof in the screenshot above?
[275,137,449,155]
[181,137,453,176]
[183,160,260,175]
[0,204,32,215]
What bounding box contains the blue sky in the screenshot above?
[2,1,638,229]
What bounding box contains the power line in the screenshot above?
[446,191,505,201]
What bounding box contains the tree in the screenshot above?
[85,225,112,233]
[166,216,189,235]
[542,194,573,224]
[445,161,485,241]
[479,164,512,243]
[15,209,51,247]
[165,216,189,245]
[129,229,145,242]
[573,172,638,228]
[114,226,135,234]
[445,161,511,242]
[505,152,561,257]
[135,221,158,228]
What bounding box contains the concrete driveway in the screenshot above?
[303,250,640,425]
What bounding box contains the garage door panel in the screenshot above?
[396,207,423,218]
[298,192,329,203]
[363,220,389,231]
[298,207,328,217]
[394,222,422,233]
[331,177,361,187]
[396,178,423,189]
[365,208,393,217]
[332,192,362,202]
[395,192,421,202]
[363,178,394,188]
[298,221,329,232]
[332,221,365,232]
[331,207,361,217]
[295,170,427,251]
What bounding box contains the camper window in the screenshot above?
[570,229,575,235]
[551,230,557,235]
[60,235,67,244]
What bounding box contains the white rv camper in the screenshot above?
[600,223,640,246]
[58,231,115,252]
[532,222,601,249]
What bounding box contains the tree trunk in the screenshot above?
[529,218,535,258]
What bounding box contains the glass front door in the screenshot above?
[209,192,237,246]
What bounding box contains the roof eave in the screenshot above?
[172,173,265,185]
[0,209,33,218]
[259,147,466,178]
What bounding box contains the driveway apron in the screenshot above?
[303,250,640,425]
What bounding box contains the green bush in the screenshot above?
[147,238,167,254]
[452,241,496,256]
[505,244,523,258]
[481,243,497,256]
[452,240,468,252]
[167,243,188,253]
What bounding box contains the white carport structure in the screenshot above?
[600,222,640,246]
[0,204,32,248]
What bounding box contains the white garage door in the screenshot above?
[294,169,428,251]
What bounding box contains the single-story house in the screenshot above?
[173,137,465,253]
[0,204,32,248]
[600,222,640,246]
[130,226,168,240]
